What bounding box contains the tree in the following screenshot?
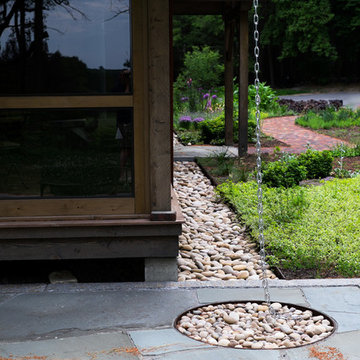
[329,0,360,80]
[259,0,339,86]
[179,46,224,90]
[173,15,224,80]
[0,0,91,92]
[261,0,336,60]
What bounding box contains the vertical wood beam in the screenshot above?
[133,0,150,213]
[238,9,249,156]
[169,0,174,184]
[148,0,171,211]
[224,10,235,146]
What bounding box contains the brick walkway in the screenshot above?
[258,116,351,154]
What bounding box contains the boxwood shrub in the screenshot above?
[298,149,334,179]
[262,156,307,188]
[199,114,257,145]
[262,149,334,188]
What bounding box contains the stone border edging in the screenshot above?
[0,278,359,294]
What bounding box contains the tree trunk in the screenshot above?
[33,0,45,92]
[224,11,235,146]
[238,9,248,156]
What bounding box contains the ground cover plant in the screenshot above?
[295,107,360,144]
[217,177,360,278]
[296,107,360,129]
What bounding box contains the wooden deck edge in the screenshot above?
[171,186,185,223]
[0,188,184,230]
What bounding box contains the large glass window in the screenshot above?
[0,108,134,198]
[0,0,131,94]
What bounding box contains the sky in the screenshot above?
[46,0,131,70]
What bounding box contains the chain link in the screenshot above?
[253,0,274,315]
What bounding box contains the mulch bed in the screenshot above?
[248,138,290,148]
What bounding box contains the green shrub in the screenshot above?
[262,149,334,187]
[176,130,203,145]
[173,46,224,112]
[234,82,291,117]
[298,149,333,179]
[199,114,227,145]
[248,82,278,111]
[262,155,307,188]
[199,113,259,145]
[213,160,234,176]
[229,165,249,183]
[175,46,224,92]
[331,143,360,157]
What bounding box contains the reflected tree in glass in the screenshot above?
[0,0,131,94]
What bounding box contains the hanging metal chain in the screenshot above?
[253,0,272,311]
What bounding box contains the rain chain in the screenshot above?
[252,0,274,316]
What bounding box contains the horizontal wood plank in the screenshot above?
[173,0,252,14]
[0,198,135,217]
[0,96,133,109]
[0,214,149,223]
[0,236,179,260]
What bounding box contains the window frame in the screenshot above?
[0,0,149,217]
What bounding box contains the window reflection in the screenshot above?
[0,108,134,198]
[0,0,131,95]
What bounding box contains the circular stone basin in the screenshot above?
[175,301,336,350]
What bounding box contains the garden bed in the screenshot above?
[316,126,360,145]
[196,151,360,279]
[295,107,360,145]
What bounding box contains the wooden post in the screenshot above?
[224,10,235,146]
[169,0,174,184]
[148,0,171,211]
[238,8,249,156]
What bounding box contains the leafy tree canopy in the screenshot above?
[261,0,337,60]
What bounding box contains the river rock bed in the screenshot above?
[176,302,334,349]
[174,161,276,282]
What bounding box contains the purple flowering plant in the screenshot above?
[179,115,192,122]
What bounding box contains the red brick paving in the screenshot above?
[250,116,352,154]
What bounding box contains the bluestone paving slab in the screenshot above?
[301,287,360,333]
[1,282,360,359]
[0,331,140,359]
[146,347,282,360]
[0,294,18,305]
[303,286,360,313]
[129,328,210,356]
[324,311,360,333]
[282,331,360,359]
[197,287,308,306]
[0,289,198,341]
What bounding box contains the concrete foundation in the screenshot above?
[145,257,178,281]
